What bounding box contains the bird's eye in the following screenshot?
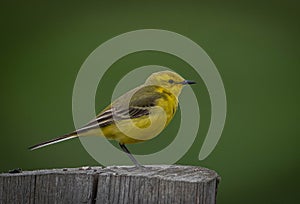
[168,79,174,84]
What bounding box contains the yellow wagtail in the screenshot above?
[29,71,196,167]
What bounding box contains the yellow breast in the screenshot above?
[101,89,178,144]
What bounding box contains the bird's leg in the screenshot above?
[119,143,143,168]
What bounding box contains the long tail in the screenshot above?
[29,132,78,150]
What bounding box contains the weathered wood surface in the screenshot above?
[0,165,220,204]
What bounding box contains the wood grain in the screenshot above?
[0,165,220,204]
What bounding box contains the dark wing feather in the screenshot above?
[76,85,168,133]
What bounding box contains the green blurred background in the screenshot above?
[1,0,299,203]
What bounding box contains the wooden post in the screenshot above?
[0,165,220,204]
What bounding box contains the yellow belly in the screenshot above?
[101,98,177,144]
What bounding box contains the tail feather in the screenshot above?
[29,132,78,150]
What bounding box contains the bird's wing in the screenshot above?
[76,85,169,134]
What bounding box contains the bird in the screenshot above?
[29,71,196,167]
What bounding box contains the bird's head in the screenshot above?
[144,71,196,97]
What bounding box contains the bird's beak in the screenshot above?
[181,80,196,85]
